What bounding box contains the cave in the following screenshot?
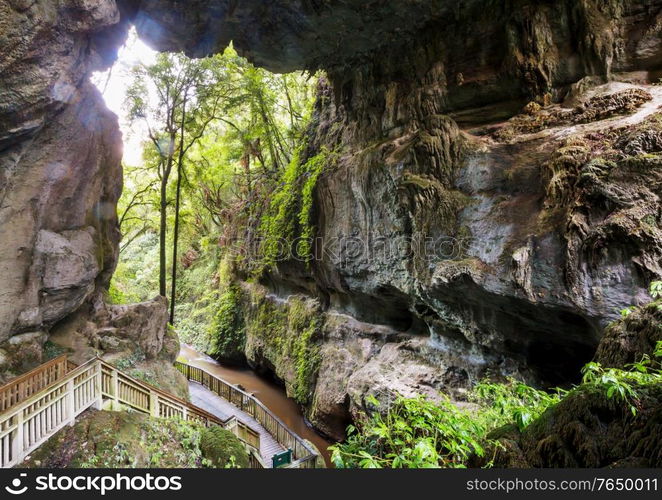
[1,0,662,471]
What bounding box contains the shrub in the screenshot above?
[200,426,249,468]
[330,395,489,468]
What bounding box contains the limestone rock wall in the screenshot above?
[0,1,132,374]
[236,0,662,436]
[1,0,661,440]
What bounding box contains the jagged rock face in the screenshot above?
[1,0,662,440]
[0,1,128,359]
[48,295,188,398]
[129,0,453,72]
[257,1,662,436]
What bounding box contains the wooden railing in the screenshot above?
[0,358,101,468]
[0,357,264,468]
[0,355,70,412]
[97,359,262,462]
[175,361,320,468]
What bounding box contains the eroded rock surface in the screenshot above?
[1,0,662,442]
[0,1,128,369]
[48,295,188,399]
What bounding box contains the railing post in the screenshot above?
[13,410,24,466]
[92,361,102,410]
[66,378,75,425]
[149,390,159,417]
[111,368,119,410]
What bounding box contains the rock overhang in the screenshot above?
[124,0,455,72]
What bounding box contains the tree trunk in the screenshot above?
[159,172,168,297]
[159,147,174,298]
[170,99,187,324]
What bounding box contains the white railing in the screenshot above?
[0,358,101,468]
[0,357,264,468]
[175,361,321,468]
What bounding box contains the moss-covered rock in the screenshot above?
[596,299,662,369]
[479,384,662,468]
[200,426,250,468]
[23,410,248,468]
[243,283,322,405]
[208,284,246,365]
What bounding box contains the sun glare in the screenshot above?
[92,28,157,166]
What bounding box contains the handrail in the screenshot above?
[97,359,225,427]
[97,360,263,459]
[0,355,69,412]
[175,361,320,468]
[0,357,101,467]
[0,356,267,468]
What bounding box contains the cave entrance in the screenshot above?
[93,28,318,335]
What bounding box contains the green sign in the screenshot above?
[272,449,293,468]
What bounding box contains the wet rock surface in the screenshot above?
[1,0,662,445]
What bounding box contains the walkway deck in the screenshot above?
[188,381,284,467]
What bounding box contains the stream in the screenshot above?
[178,344,334,467]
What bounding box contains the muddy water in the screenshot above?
[178,344,334,466]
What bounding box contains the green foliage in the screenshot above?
[297,149,333,260]
[42,341,69,361]
[330,380,562,468]
[242,287,322,404]
[256,148,334,274]
[650,281,662,300]
[199,426,250,468]
[286,298,322,403]
[25,411,237,468]
[110,232,160,303]
[113,42,319,370]
[579,344,662,416]
[208,284,246,363]
[330,395,489,468]
[332,334,662,468]
[619,306,636,318]
[470,379,564,431]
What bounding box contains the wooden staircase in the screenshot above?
[0,355,264,468]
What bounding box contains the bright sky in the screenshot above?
[91,29,157,166]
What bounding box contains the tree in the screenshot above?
[118,45,317,329]
[126,52,230,321]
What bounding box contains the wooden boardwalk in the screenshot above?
[188,382,284,467]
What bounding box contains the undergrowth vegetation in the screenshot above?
[25,411,247,468]
[331,283,662,468]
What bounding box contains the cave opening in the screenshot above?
[527,338,598,388]
[93,28,319,330]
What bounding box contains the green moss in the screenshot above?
[256,147,336,274]
[297,151,329,260]
[208,284,246,364]
[286,298,322,404]
[200,426,250,468]
[43,340,69,361]
[23,411,248,468]
[112,350,146,371]
[243,285,322,405]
